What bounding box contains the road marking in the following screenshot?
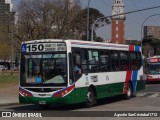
[137,92,160,98]
[148,93,159,98]
[137,93,148,97]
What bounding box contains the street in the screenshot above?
[1,0,160,120]
[0,82,160,120]
[0,82,160,113]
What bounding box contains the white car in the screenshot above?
[0,65,8,71]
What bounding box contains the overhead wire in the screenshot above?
[130,0,146,19]
[88,1,160,39]
[98,0,143,26]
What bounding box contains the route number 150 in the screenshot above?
[27,44,44,52]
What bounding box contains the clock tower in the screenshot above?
[111,0,125,44]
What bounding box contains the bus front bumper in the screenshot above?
[19,94,75,106]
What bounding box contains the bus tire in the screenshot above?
[86,88,96,107]
[124,83,133,100]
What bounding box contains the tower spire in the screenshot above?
[111,0,125,44]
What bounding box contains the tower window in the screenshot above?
[116,34,119,38]
[117,0,120,4]
[116,21,118,25]
[116,27,118,31]
[115,0,121,4]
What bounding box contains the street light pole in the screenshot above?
[91,16,111,41]
[5,12,16,75]
[87,0,91,41]
[141,14,160,51]
[91,6,160,42]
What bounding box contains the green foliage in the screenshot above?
[71,7,105,40]
[125,40,141,46]
[0,71,19,83]
[143,37,160,55]
[15,0,106,41]
[95,36,104,42]
[0,24,11,61]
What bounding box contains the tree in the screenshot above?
[0,24,11,61]
[0,41,11,61]
[14,0,108,44]
[15,1,107,41]
[125,40,140,46]
[70,8,106,40]
[142,35,160,56]
[95,36,104,42]
[15,0,82,41]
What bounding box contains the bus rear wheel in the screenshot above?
[86,88,96,107]
[124,83,133,100]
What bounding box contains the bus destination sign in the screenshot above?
[149,58,160,63]
[21,43,66,53]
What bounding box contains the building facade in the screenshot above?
[144,26,160,40]
[5,0,12,11]
[0,0,11,24]
[111,0,125,44]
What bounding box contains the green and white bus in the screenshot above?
[19,39,145,107]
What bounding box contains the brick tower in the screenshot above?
[111,0,125,44]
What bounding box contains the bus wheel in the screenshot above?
[86,88,96,107]
[124,83,133,100]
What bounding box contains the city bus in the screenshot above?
[19,39,145,108]
[145,56,160,82]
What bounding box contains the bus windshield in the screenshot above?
[20,53,67,87]
[148,64,160,74]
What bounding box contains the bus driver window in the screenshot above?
[73,53,82,80]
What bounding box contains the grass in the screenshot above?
[0,71,19,88]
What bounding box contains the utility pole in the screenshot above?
[87,0,91,41]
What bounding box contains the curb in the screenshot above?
[0,102,19,107]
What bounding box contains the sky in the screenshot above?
[12,0,160,41]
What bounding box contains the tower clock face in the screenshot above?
[114,7,120,14]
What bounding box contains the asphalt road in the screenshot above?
[0,82,160,119]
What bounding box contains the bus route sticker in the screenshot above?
[21,44,26,53]
[106,75,109,81]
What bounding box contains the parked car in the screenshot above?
[0,65,8,71]
[13,66,19,71]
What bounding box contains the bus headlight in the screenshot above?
[53,85,74,98]
[19,87,33,97]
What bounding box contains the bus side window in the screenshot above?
[119,51,128,71]
[136,52,142,69]
[110,51,120,71]
[99,50,110,72]
[72,48,82,81]
[88,49,99,73]
[129,52,137,70]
